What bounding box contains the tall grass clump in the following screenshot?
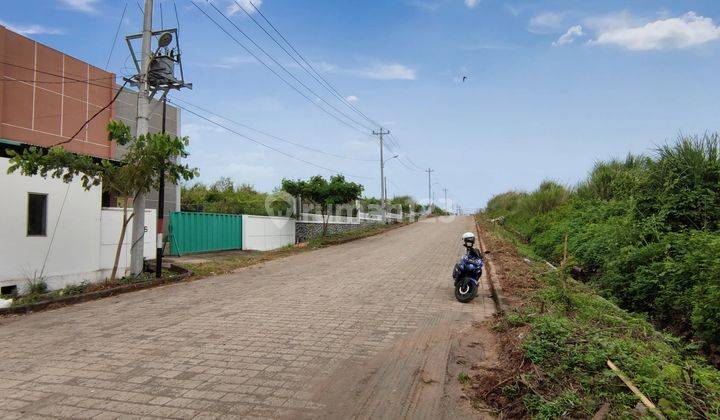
[484,134,720,350]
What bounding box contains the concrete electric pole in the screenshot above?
[425,168,434,213]
[384,176,388,203]
[373,128,390,222]
[125,1,191,278]
[443,188,448,212]
[130,0,154,276]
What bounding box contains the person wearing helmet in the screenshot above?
[462,232,482,259]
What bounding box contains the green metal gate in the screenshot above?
[169,212,243,256]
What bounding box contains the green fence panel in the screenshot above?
[169,212,243,256]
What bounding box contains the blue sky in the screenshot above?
[4,0,720,211]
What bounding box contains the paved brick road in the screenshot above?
[0,216,493,419]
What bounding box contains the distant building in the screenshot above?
[0,25,180,293]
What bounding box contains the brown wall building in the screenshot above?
[0,25,117,158]
[0,25,180,215]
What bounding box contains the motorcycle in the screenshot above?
[452,249,483,303]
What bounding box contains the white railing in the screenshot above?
[358,212,382,221]
[358,212,404,222]
[298,213,359,224]
[298,211,404,224]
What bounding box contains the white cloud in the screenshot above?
[529,12,567,34]
[465,0,480,9]
[355,63,416,80]
[345,95,358,103]
[553,25,584,46]
[0,20,63,35]
[59,0,98,13]
[583,11,638,33]
[591,12,720,51]
[227,0,263,16]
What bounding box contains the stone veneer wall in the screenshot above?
[296,220,380,243]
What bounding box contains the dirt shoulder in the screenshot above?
[469,216,720,419]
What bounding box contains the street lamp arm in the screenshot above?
[384,154,399,164]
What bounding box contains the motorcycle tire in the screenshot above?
[455,278,478,303]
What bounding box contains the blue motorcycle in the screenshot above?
[452,232,484,303]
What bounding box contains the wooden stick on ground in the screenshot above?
[606,360,666,419]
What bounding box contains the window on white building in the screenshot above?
[27,193,47,236]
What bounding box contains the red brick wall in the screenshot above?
[0,26,116,159]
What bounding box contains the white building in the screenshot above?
[0,157,156,294]
[0,26,171,295]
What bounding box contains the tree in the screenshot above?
[7,121,197,281]
[281,175,363,236]
[181,177,291,216]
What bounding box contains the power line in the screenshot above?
[387,132,401,148]
[170,97,378,162]
[396,156,420,172]
[0,59,381,172]
[192,1,372,136]
[55,79,130,146]
[404,154,426,171]
[174,101,375,181]
[0,61,118,86]
[241,0,382,129]
[105,2,128,70]
[207,0,374,132]
[0,60,129,148]
[0,75,114,85]
[384,131,428,174]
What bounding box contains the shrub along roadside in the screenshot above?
[474,217,720,419]
[182,222,408,278]
[484,134,720,351]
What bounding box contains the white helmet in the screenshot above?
[462,232,476,247]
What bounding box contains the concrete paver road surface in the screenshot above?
[0,216,494,419]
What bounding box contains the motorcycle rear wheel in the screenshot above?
[455,278,478,303]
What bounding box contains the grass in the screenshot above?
[478,217,720,419]
[458,372,471,385]
[183,247,303,278]
[484,136,720,349]
[10,272,180,307]
[184,222,408,279]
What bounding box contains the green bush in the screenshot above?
[62,282,90,296]
[25,276,48,295]
[181,177,291,216]
[517,271,720,418]
[484,134,720,347]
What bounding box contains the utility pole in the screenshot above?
[443,188,448,212]
[155,97,167,278]
[131,0,154,277]
[384,176,388,202]
[125,1,190,278]
[425,168,434,213]
[373,128,390,222]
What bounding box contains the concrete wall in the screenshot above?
[100,208,156,280]
[0,157,156,293]
[242,215,295,251]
